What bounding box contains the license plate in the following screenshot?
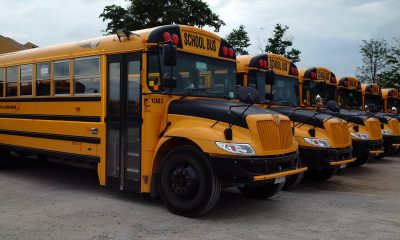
[274,176,286,184]
[340,163,347,169]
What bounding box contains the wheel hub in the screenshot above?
[170,165,199,198]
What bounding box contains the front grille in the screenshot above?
[256,119,293,151]
[389,119,400,136]
[367,120,382,140]
[330,122,351,145]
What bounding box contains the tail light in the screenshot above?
[171,34,179,45]
[222,47,228,57]
[330,76,337,84]
[163,32,171,42]
[228,48,235,58]
[310,72,317,79]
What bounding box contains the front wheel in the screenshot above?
[306,168,338,181]
[349,155,370,167]
[238,181,285,199]
[158,146,221,217]
[282,172,304,190]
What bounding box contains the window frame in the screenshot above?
[0,67,4,97]
[36,62,52,97]
[20,64,34,96]
[54,60,71,96]
[6,66,19,97]
[73,56,101,96]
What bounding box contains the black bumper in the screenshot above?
[352,140,384,158]
[383,135,400,148]
[299,146,353,170]
[209,152,298,185]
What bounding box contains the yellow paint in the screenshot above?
[329,158,356,166]
[253,167,308,181]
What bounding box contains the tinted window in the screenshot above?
[54,60,70,95]
[74,57,100,95]
[6,66,18,97]
[36,62,51,96]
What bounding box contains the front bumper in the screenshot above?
[352,140,384,158]
[299,146,354,170]
[209,152,307,185]
[383,135,400,149]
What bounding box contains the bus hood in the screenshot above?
[168,98,282,129]
[272,107,333,129]
[329,109,368,125]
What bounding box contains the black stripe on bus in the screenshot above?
[0,129,100,144]
[0,143,100,164]
[0,114,101,122]
[0,96,101,102]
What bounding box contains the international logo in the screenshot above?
[272,114,281,125]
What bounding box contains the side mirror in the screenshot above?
[237,87,259,104]
[163,43,177,66]
[326,100,340,113]
[265,70,275,85]
[315,94,323,107]
[163,76,177,89]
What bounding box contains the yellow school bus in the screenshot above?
[0,25,306,216]
[380,88,399,113]
[300,71,383,166]
[236,53,353,188]
[361,84,400,156]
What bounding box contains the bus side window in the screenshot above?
[6,66,18,97]
[74,57,100,95]
[54,60,70,95]
[0,68,4,97]
[36,62,51,96]
[20,64,33,96]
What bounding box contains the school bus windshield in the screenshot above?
[388,98,400,110]
[271,75,299,106]
[365,93,380,105]
[307,82,337,105]
[147,49,236,99]
[338,88,363,110]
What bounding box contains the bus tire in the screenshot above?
[282,172,304,190]
[158,145,221,217]
[238,181,285,199]
[349,155,369,167]
[0,150,12,169]
[306,167,338,181]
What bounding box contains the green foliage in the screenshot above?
[226,25,251,55]
[264,24,301,63]
[356,38,389,84]
[377,39,400,88]
[100,0,225,34]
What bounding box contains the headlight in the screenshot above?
[215,142,256,155]
[381,129,392,135]
[304,138,330,148]
[350,132,369,140]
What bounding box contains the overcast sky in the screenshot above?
[1,0,399,77]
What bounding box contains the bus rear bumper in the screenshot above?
[209,152,300,186]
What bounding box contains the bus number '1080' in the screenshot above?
[183,33,216,52]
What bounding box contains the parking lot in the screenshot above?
[0,156,399,240]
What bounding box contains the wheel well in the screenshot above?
[150,137,203,197]
[152,137,202,174]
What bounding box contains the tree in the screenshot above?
[226,25,251,55]
[356,38,390,84]
[264,24,301,63]
[100,0,225,34]
[376,37,400,88]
